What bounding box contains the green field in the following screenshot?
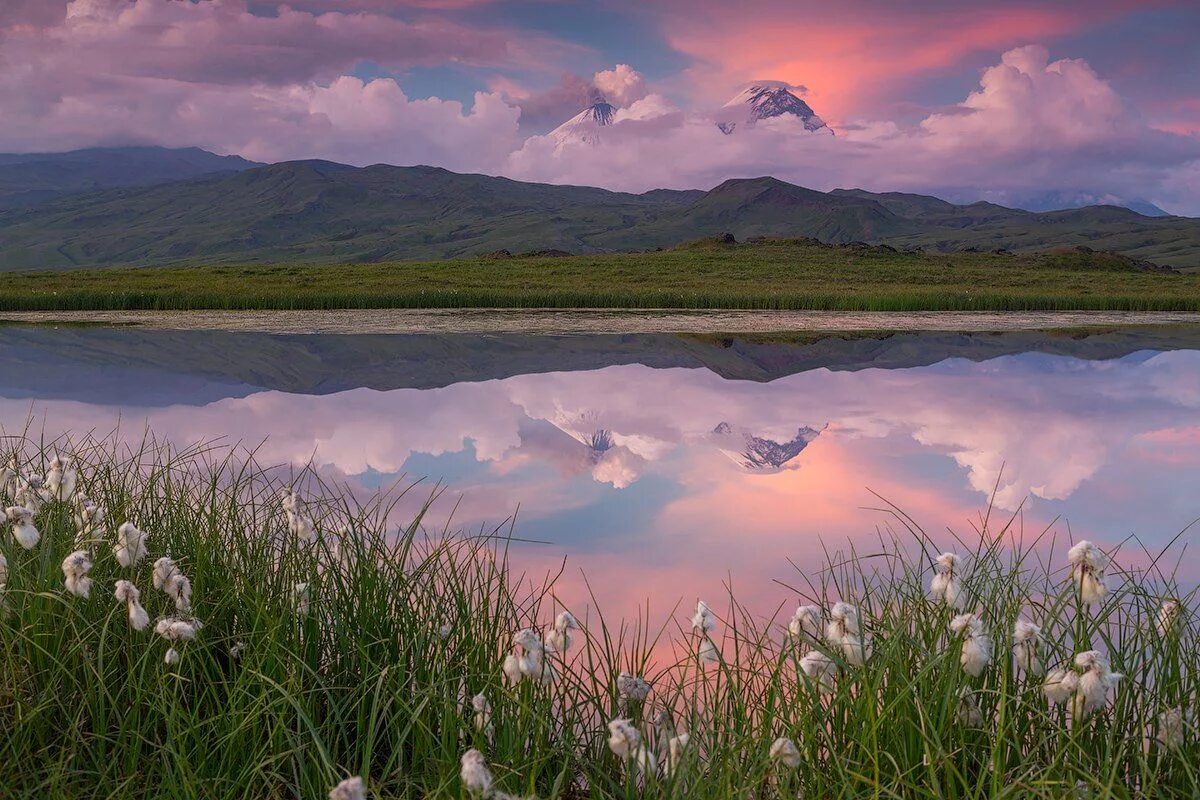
[0,240,1197,312]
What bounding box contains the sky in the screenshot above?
[1,0,1198,212]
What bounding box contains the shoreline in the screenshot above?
[4,308,1200,334]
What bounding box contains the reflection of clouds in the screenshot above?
[3,348,1200,622]
[3,349,1200,517]
[499,419,646,489]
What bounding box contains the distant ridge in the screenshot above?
[0,146,261,211]
[0,153,1195,270]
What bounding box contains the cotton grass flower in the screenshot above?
[1067,540,1109,606]
[328,776,365,800]
[7,506,39,550]
[664,732,690,778]
[617,671,652,703]
[1150,707,1189,750]
[45,454,76,501]
[15,476,45,512]
[155,616,202,643]
[281,488,316,544]
[61,550,93,598]
[544,609,579,654]
[501,653,522,687]
[697,636,720,664]
[799,649,837,693]
[786,604,822,651]
[692,599,722,664]
[1073,650,1122,720]
[930,552,966,609]
[691,600,716,634]
[949,612,993,677]
[769,736,802,768]
[826,602,872,666]
[956,687,985,727]
[113,580,150,631]
[0,551,6,585]
[460,749,493,797]
[155,616,203,663]
[114,522,149,568]
[1012,619,1043,677]
[512,627,552,683]
[0,457,16,500]
[607,718,642,761]
[1043,667,1081,706]
[471,692,493,737]
[1157,599,1181,636]
[73,493,106,546]
[152,556,192,612]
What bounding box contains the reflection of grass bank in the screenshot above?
[2,432,1198,798]
[1,241,1199,311]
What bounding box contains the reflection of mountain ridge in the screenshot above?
[2,326,1200,402]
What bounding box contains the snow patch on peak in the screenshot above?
[711,423,823,472]
[717,83,833,136]
[549,91,618,147]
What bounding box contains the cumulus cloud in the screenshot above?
[592,64,648,108]
[0,0,537,168]
[493,64,651,133]
[504,45,1200,215]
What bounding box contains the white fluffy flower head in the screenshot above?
[113,580,150,631]
[62,550,94,598]
[328,777,365,800]
[114,522,149,568]
[770,736,802,768]
[460,749,493,797]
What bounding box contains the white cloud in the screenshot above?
[503,45,1200,215]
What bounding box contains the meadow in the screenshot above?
[0,240,1198,312]
[0,429,1197,799]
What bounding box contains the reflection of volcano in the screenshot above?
[711,422,822,472]
[539,412,645,488]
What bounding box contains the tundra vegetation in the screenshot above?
[0,430,1196,799]
[0,240,1197,312]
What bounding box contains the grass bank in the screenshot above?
[1,240,1198,311]
[0,431,1198,798]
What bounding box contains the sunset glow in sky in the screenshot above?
[1,0,1198,211]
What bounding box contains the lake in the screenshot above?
[2,318,1198,620]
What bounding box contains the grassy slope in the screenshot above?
[1,164,1197,270]
[0,240,1197,311]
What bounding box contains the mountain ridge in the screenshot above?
[0,156,1196,270]
[0,146,261,211]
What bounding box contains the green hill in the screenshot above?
[0,160,1196,270]
[0,146,260,211]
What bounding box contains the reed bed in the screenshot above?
[0,430,1196,799]
[0,242,1197,312]
[4,289,1200,312]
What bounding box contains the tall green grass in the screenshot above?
[0,430,1196,799]
[0,242,1197,311]
[4,289,1200,312]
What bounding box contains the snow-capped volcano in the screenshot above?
[710,422,823,472]
[715,82,832,135]
[549,92,618,147]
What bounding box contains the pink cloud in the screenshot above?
[644,0,1175,122]
[505,45,1200,215]
[0,0,563,163]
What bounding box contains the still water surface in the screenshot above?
[2,323,1198,619]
